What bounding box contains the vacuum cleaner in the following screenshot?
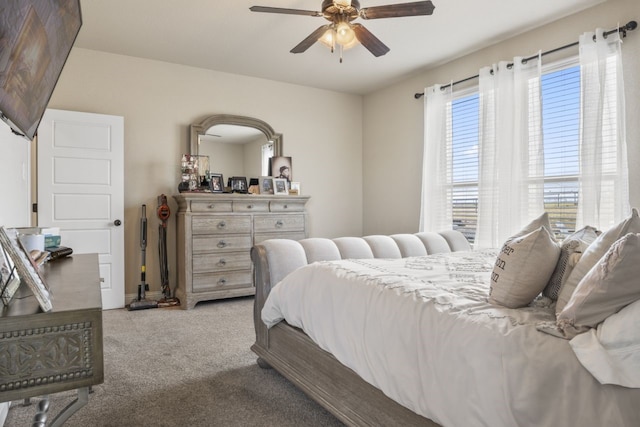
[156,194,179,307]
[127,204,158,310]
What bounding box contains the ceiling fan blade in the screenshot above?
[352,24,390,57]
[249,6,322,17]
[359,1,435,19]
[291,25,332,54]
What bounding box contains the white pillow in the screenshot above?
[557,233,640,339]
[556,208,640,315]
[489,226,560,309]
[543,226,598,300]
[512,211,555,239]
[570,298,640,388]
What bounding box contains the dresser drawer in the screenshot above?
[192,216,251,235]
[192,270,252,292]
[254,214,305,233]
[193,252,252,273]
[254,231,307,244]
[233,200,269,212]
[192,235,252,253]
[270,200,306,212]
[190,200,233,213]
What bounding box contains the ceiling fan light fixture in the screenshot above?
[335,21,356,45]
[319,28,336,50]
[334,0,352,8]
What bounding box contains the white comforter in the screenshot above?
[262,250,640,427]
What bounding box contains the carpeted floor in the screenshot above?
[4,297,344,426]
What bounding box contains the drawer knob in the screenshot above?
[217,240,228,248]
[283,204,288,209]
[275,220,284,228]
[217,258,227,266]
[247,204,253,209]
[208,204,215,209]
[218,278,227,285]
[217,221,226,229]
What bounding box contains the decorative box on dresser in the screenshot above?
[174,193,310,309]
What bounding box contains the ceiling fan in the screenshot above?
[250,0,435,61]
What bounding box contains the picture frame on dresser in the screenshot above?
[259,176,274,195]
[230,176,248,193]
[273,178,288,195]
[0,227,52,312]
[209,173,224,193]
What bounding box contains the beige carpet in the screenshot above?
[4,297,343,426]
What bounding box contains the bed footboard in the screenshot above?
[249,234,462,426]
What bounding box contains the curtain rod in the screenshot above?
[414,20,637,99]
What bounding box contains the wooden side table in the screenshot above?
[0,254,103,425]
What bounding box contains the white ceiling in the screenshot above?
[74,0,605,95]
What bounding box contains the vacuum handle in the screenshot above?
[140,204,147,250]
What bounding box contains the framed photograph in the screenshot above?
[270,156,292,183]
[230,176,248,193]
[259,176,274,195]
[0,227,52,312]
[289,181,301,195]
[273,178,288,195]
[0,244,20,306]
[209,173,224,193]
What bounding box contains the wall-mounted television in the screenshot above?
[0,0,82,140]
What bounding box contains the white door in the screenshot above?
[37,109,124,309]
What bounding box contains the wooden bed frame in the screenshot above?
[250,243,441,426]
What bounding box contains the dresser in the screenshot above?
[174,193,310,309]
[0,254,103,425]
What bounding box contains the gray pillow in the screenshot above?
[557,233,640,339]
[543,226,598,300]
[556,208,640,315]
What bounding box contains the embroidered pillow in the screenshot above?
[557,233,640,339]
[556,208,640,315]
[489,226,560,309]
[543,226,598,300]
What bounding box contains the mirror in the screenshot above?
[190,114,283,181]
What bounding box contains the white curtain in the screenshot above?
[577,28,629,230]
[474,56,544,249]
[420,84,453,232]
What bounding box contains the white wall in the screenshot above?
[48,50,363,298]
[362,0,640,235]
[0,121,31,228]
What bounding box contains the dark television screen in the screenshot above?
[0,0,82,140]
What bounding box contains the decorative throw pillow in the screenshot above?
[489,226,560,309]
[570,298,640,388]
[543,226,599,300]
[511,211,555,239]
[557,233,640,339]
[556,208,640,315]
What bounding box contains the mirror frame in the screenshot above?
[190,114,283,158]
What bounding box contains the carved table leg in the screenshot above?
[48,387,90,427]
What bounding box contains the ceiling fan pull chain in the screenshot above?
[340,44,344,63]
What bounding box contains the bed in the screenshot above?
[250,229,640,426]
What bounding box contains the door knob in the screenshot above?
[114,219,122,226]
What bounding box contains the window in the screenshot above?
[450,62,581,241]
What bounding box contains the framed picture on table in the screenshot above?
[0,242,20,306]
[0,227,52,312]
